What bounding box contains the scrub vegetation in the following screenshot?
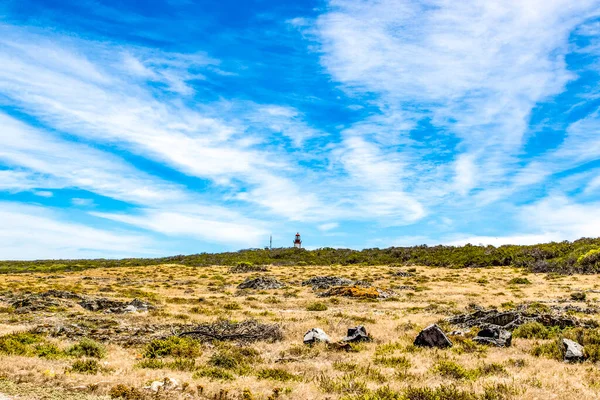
[3,237,600,274]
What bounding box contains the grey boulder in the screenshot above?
[563,338,584,362]
[414,324,453,348]
[303,328,331,345]
[473,325,512,347]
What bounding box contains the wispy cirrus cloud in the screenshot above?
[0,202,153,259]
[2,0,600,258]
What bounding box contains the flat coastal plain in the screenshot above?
[0,264,599,400]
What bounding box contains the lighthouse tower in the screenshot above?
[293,233,302,248]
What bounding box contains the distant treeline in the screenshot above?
[2,237,600,274]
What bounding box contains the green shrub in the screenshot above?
[257,367,298,381]
[531,339,562,360]
[70,359,100,374]
[513,322,559,340]
[135,359,165,369]
[570,292,586,301]
[143,336,201,359]
[109,384,144,399]
[67,338,106,358]
[165,358,196,371]
[35,342,64,359]
[193,366,234,381]
[432,360,475,380]
[223,302,241,310]
[373,355,411,369]
[306,302,328,311]
[508,277,531,285]
[208,346,261,375]
[0,332,43,356]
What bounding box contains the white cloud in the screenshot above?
[0,113,189,206]
[33,190,53,198]
[71,198,95,207]
[312,0,600,211]
[0,23,334,222]
[318,222,339,231]
[0,202,153,259]
[91,209,268,247]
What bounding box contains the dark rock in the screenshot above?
[79,298,124,312]
[237,276,286,290]
[414,324,452,348]
[11,295,62,313]
[342,325,372,342]
[563,338,584,362]
[302,276,354,290]
[473,325,512,347]
[303,328,330,344]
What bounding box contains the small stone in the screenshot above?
[563,338,584,362]
[414,324,453,348]
[303,328,331,344]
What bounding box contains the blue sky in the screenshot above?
[2,0,600,259]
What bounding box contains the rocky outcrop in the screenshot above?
[237,276,286,290]
[302,276,355,289]
[447,307,579,331]
[414,324,452,348]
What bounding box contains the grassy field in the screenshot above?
[1,264,600,399]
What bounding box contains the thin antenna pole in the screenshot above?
[270,235,272,250]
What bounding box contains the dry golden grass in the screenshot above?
[0,264,599,399]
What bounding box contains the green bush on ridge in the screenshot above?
[4,237,600,275]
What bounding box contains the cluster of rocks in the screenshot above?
[9,290,84,313]
[237,276,286,290]
[447,306,579,330]
[303,325,372,345]
[6,290,154,315]
[414,316,587,363]
[301,276,355,289]
[413,323,513,349]
[79,298,154,314]
[32,319,169,345]
[229,263,269,274]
